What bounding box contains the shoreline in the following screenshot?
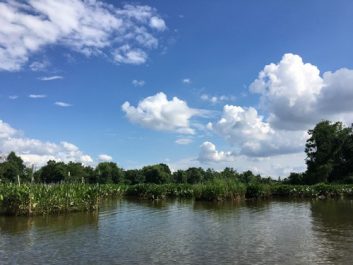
[1,183,353,216]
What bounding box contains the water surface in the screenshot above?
[1,199,353,264]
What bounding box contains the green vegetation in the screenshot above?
[1,120,353,216]
[1,182,352,216]
[0,183,126,216]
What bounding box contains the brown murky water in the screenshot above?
[1,199,353,264]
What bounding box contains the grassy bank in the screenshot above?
[1,182,353,216]
[0,184,126,216]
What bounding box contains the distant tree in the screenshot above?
[284,172,305,185]
[95,162,124,184]
[221,167,239,180]
[238,170,254,184]
[125,169,145,184]
[185,167,204,184]
[173,170,187,184]
[66,162,87,182]
[143,164,171,184]
[40,160,68,183]
[204,168,219,182]
[0,152,27,183]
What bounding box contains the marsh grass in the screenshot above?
[1,182,353,216]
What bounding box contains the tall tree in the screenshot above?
[305,120,353,183]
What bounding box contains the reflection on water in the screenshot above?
[1,198,353,265]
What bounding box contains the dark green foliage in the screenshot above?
[245,183,271,198]
[185,167,204,184]
[220,167,239,180]
[305,121,353,184]
[143,164,171,184]
[284,172,306,185]
[124,169,145,184]
[40,160,68,183]
[0,152,27,183]
[95,162,124,184]
[172,170,187,184]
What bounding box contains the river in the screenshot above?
[1,198,353,264]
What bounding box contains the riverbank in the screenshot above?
[1,182,353,215]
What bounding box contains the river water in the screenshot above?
[1,198,353,265]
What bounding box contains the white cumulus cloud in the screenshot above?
[198,141,235,163]
[209,105,307,157]
[122,92,201,134]
[250,53,353,130]
[0,119,93,166]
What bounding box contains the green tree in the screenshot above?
[95,162,124,184]
[143,164,171,184]
[125,169,145,184]
[40,160,68,183]
[185,167,204,184]
[173,170,187,184]
[0,152,27,183]
[221,167,239,180]
[305,121,353,183]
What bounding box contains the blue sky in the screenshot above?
[1,0,353,176]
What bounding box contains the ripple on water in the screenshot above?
[1,199,353,265]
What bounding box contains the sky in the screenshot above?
[1,0,353,177]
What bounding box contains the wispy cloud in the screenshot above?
[55,101,72,107]
[132,79,146,87]
[98,154,113,162]
[201,94,236,104]
[175,138,193,145]
[29,60,50,72]
[9,95,18,100]
[182,78,191,84]
[29,94,47,99]
[0,1,167,71]
[38,76,63,81]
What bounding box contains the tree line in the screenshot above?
[0,153,269,185]
[1,120,353,185]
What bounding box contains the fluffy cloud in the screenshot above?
[206,53,353,160]
[149,16,166,31]
[0,120,93,166]
[0,0,166,71]
[122,92,201,134]
[98,154,113,162]
[209,105,307,157]
[113,45,147,65]
[250,53,353,130]
[170,151,306,177]
[198,141,235,163]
